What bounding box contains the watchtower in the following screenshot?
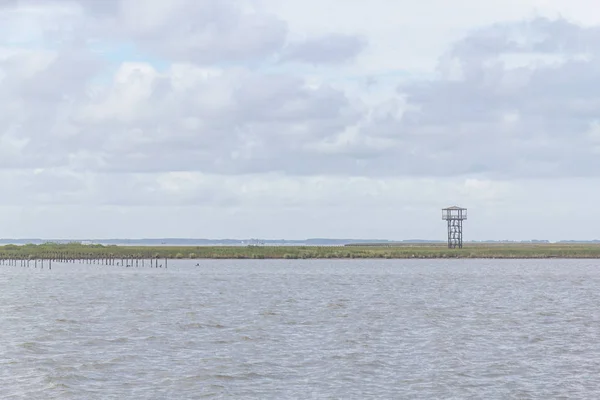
[442,206,467,249]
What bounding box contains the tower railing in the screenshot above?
[442,209,467,220]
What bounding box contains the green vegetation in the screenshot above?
[1,242,600,259]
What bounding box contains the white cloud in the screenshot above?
[0,0,599,240]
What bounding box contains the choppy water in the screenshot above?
[1,259,600,399]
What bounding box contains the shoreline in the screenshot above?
[1,243,600,260]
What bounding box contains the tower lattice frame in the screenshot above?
[442,206,467,249]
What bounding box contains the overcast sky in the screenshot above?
[0,0,599,241]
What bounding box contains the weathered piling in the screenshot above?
[0,253,171,270]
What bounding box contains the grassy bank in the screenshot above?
[1,242,600,259]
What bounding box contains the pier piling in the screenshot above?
[0,253,179,271]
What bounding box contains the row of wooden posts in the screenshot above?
[0,254,169,270]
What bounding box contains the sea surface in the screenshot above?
[1,259,600,399]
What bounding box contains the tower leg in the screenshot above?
[447,219,463,249]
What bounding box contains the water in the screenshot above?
[1,259,600,399]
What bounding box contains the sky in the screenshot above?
[0,0,599,241]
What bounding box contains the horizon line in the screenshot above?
[0,238,596,244]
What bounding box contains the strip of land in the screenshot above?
[1,242,600,259]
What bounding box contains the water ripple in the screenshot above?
[1,259,600,398]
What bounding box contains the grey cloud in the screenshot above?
[69,0,120,15]
[233,73,355,124]
[11,1,367,67]
[0,44,104,170]
[2,0,289,64]
[386,17,600,179]
[73,68,363,175]
[5,3,600,182]
[280,33,367,64]
[2,48,363,176]
[452,17,600,59]
[116,0,289,64]
[10,49,104,102]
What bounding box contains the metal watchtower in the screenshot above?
[442,206,467,249]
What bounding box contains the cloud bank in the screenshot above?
[0,0,599,240]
